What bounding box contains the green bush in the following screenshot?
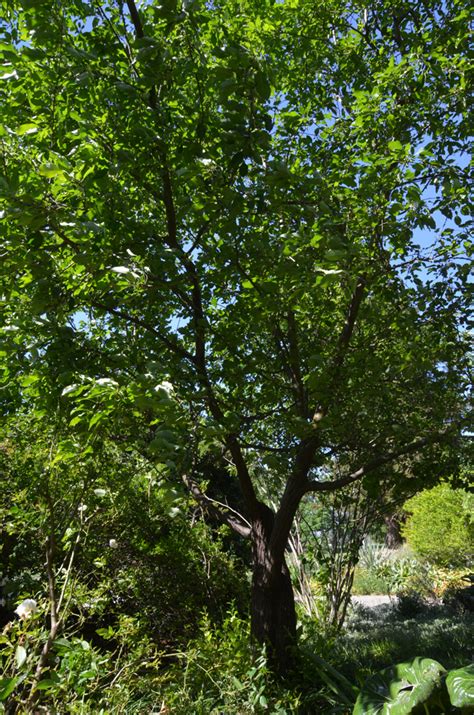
[156,611,302,714]
[402,484,474,568]
[352,566,391,595]
[0,419,250,713]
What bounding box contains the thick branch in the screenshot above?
[268,476,307,582]
[304,431,451,494]
[125,0,144,38]
[226,434,260,517]
[183,474,251,538]
[290,276,367,490]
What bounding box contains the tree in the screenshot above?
[1,0,471,671]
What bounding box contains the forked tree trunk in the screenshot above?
[250,503,297,674]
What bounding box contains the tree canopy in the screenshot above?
[1,0,472,669]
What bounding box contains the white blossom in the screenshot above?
[155,380,174,396]
[95,377,119,386]
[198,157,214,167]
[109,539,119,549]
[15,599,37,620]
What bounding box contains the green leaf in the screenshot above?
[446,664,474,708]
[38,164,66,178]
[0,677,18,701]
[61,384,80,397]
[54,638,73,650]
[78,669,96,680]
[254,70,271,101]
[36,679,56,690]
[96,626,115,639]
[353,658,445,715]
[387,140,403,152]
[15,645,27,668]
[0,70,18,80]
[16,123,39,136]
[89,413,103,428]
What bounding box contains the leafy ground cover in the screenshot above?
[147,602,474,714]
[1,570,472,713]
[333,602,474,685]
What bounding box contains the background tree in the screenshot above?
[1,0,471,670]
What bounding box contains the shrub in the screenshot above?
[396,591,426,617]
[352,567,391,595]
[358,539,393,573]
[431,568,472,600]
[402,484,474,568]
[156,611,302,714]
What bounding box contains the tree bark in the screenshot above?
[384,513,403,549]
[250,503,297,674]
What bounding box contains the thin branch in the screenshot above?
[28,453,83,704]
[287,309,308,417]
[125,0,177,251]
[94,1,135,70]
[273,316,308,418]
[290,276,367,489]
[91,300,195,364]
[286,274,367,513]
[161,167,178,246]
[124,0,258,516]
[51,224,81,253]
[240,440,292,454]
[314,274,366,422]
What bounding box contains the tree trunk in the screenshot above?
[250,503,297,674]
[384,513,403,549]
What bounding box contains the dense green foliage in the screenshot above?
[0,0,472,709]
[0,415,247,637]
[402,484,474,567]
[1,0,471,497]
[0,416,250,711]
